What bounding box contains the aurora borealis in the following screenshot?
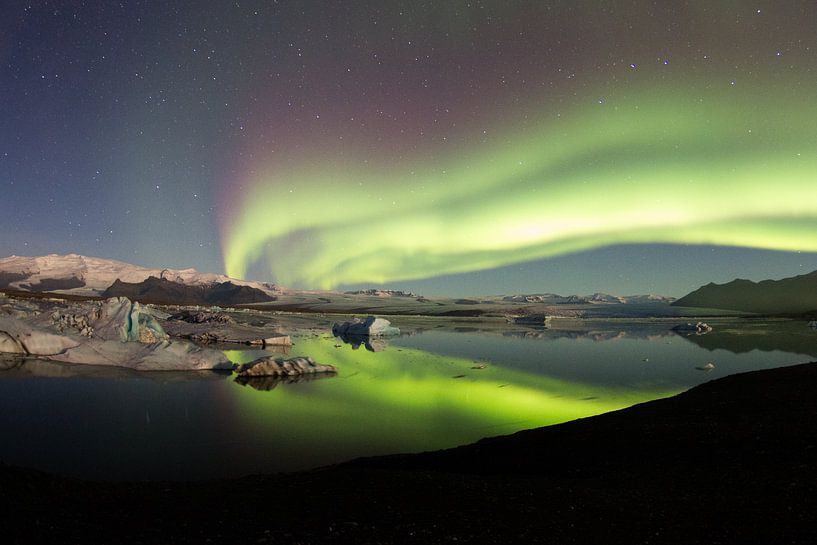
[3,1,817,294]
[224,83,817,288]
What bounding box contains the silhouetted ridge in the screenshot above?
[673,269,817,314]
[101,276,275,306]
[22,276,86,292]
[0,272,28,288]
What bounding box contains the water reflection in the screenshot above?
[391,318,817,358]
[0,317,813,480]
[223,335,674,474]
[235,372,337,391]
[389,319,813,388]
[332,332,388,352]
[676,320,817,358]
[0,355,230,383]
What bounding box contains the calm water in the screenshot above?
[0,317,813,480]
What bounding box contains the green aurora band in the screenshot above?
[224,83,817,288]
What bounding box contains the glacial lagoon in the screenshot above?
[0,316,813,480]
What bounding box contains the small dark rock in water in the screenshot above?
[248,335,292,348]
[235,356,336,378]
[452,374,466,379]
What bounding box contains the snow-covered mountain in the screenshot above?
[0,254,280,297]
[501,292,675,305]
[620,293,676,304]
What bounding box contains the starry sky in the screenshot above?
[2,0,817,297]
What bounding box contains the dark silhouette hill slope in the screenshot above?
[101,276,275,306]
[673,270,817,314]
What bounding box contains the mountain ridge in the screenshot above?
[0,253,279,297]
[100,276,276,306]
[1,253,679,305]
[673,269,817,314]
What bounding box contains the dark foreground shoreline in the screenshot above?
[3,362,817,544]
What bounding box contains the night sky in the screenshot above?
[3,1,817,297]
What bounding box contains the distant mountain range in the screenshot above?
[0,253,685,309]
[502,293,676,305]
[673,270,817,315]
[0,254,279,307]
[344,289,418,298]
[0,254,280,298]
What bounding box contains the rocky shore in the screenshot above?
[1,361,815,544]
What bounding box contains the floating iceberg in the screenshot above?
[332,316,400,337]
